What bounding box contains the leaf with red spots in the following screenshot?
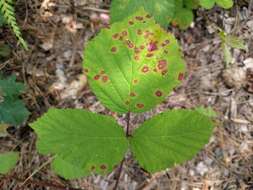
[110,0,175,28]
[84,9,185,113]
[31,109,128,179]
[130,108,214,173]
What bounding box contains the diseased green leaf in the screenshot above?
[0,152,18,174]
[51,156,87,179]
[130,108,214,173]
[110,0,175,28]
[31,109,128,179]
[84,9,185,113]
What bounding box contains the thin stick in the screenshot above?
[126,112,131,137]
[113,112,131,190]
[20,156,55,187]
[113,158,125,190]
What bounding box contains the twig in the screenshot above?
[112,112,131,190]
[113,158,125,190]
[126,112,131,137]
[1,174,84,190]
[20,156,55,187]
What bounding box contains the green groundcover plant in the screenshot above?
[110,0,234,29]
[0,75,30,126]
[0,152,18,174]
[0,0,27,49]
[31,9,215,180]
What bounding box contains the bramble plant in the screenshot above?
[0,0,27,49]
[0,75,30,126]
[31,9,215,180]
[111,0,234,29]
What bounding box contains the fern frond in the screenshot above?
[0,0,28,50]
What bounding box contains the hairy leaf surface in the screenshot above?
[31,109,128,179]
[0,152,18,174]
[84,9,185,113]
[130,108,214,173]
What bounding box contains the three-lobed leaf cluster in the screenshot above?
[111,0,234,29]
[0,75,29,126]
[31,9,215,179]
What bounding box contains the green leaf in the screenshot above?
[0,75,29,125]
[216,0,233,9]
[184,0,200,9]
[0,75,24,98]
[224,34,246,50]
[110,0,175,28]
[199,0,215,9]
[31,109,128,179]
[199,0,233,9]
[172,7,194,29]
[0,98,29,125]
[130,108,214,173]
[0,152,18,174]
[84,8,185,113]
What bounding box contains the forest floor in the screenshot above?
[0,0,253,189]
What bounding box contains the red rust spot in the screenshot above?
[102,75,109,83]
[94,75,100,80]
[91,166,96,170]
[137,29,142,35]
[112,33,119,39]
[134,55,139,61]
[178,73,184,81]
[155,90,163,97]
[111,46,117,53]
[157,60,167,70]
[126,40,134,48]
[146,53,154,58]
[147,42,158,52]
[136,103,144,109]
[100,164,107,170]
[162,70,168,76]
[122,31,128,36]
[135,16,143,21]
[128,20,134,25]
[146,14,151,18]
[130,92,136,97]
[162,39,170,46]
[141,65,149,73]
[133,79,138,84]
[134,47,140,54]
